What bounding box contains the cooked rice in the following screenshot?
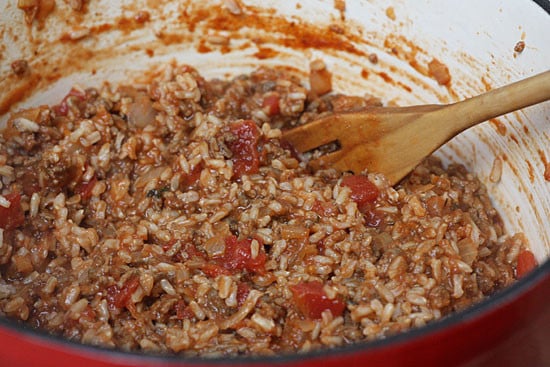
[0,64,528,357]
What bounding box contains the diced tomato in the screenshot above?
[0,192,25,230]
[517,250,537,278]
[262,94,280,116]
[290,281,345,319]
[210,235,267,275]
[341,175,379,208]
[181,163,203,189]
[53,88,87,116]
[226,235,267,274]
[227,120,261,178]
[236,282,251,307]
[312,199,338,217]
[106,275,140,309]
[74,175,97,201]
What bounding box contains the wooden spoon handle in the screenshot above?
[441,70,550,134]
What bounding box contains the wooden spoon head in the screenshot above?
[282,106,446,185]
[283,71,550,184]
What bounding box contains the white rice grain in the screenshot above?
[160,279,177,296]
[0,195,10,208]
[12,117,40,132]
[251,313,276,333]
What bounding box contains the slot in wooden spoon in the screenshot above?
[282,70,550,185]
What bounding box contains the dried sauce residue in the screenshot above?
[134,10,150,23]
[17,0,55,25]
[117,12,151,31]
[0,74,41,116]
[334,0,346,20]
[59,27,91,42]
[368,53,379,64]
[197,39,213,54]
[428,58,451,86]
[156,31,188,46]
[58,11,152,42]
[374,70,411,93]
[490,118,507,136]
[66,0,88,12]
[385,6,396,21]
[514,40,525,53]
[193,4,367,57]
[254,47,278,60]
[539,150,550,182]
[525,159,535,183]
[223,0,244,15]
[11,60,30,77]
[384,34,452,89]
[1,0,454,116]
[480,75,493,93]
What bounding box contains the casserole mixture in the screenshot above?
[0,64,535,356]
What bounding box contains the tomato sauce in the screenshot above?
[0,192,25,231]
[290,281,346,319]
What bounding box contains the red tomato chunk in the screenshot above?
[290,281,345,319]
[0,192,25,230]
[212,235,267,275]
[227,120,261,178]
[516,249,537,278]
[107,275,140,310]
[262,94,280,116]
[341,175,379,207]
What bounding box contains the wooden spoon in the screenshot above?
[282,70,550,185]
